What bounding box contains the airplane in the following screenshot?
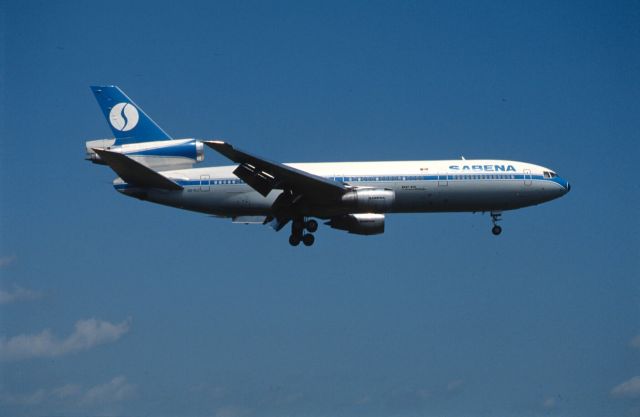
[86,86,571,247]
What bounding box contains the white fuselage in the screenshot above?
[114,159,570,218]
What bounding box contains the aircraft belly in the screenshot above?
[146,186,276,216]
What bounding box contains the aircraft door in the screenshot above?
[438,174,448,187]
[523,169,532,186]
[200,175,210,191]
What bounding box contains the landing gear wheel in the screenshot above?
[289,234,301,246]
[492,225,502,236]
[305,219,318,233]
[302,233,315,246]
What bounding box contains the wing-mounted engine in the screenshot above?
[86,138,204,170]
[326,213,385,235]
[341,188,395,212]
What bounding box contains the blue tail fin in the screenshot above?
[90,85,172,144]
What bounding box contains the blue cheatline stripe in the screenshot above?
[114,173,568,189]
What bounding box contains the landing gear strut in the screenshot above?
[490,211,502,236]
[289,218,318,246]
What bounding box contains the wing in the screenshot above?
[204,141,347,199]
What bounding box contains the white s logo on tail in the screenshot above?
[109,103,139,131]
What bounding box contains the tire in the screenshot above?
[302,233,315,246]
[305,219,318,233]
[289,234,301,246]
[492,225,502,236]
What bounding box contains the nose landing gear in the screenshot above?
[490,211,502,236]
[289,218,318,246]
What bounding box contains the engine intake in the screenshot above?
[326,213,385,235]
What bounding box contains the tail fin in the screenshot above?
[90,85,172,144]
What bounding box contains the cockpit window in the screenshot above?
[543,171,558,178]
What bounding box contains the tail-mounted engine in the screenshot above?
[86,138,204,170]
[326,213,385,235]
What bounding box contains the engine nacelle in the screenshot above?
[86,138,204,170]
[341,188,395,212]
[326,213,385,235]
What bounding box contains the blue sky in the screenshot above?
[0,1,638,416]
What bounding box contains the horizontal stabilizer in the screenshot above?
[93,149,183,191]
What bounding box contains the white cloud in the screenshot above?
[543,396,557,409]
[80,376,136,405]
[353,395,372,405]
[51,384,82,399]
[630,335,640,349]
[611,376,640,398]
[0,389,47,406]
[0,376,135,408]
[0,285,42,304]
[0,318,131,361]
[215,405,252,417]
[446,379,464,392]
[0,255,16,267]
[416,388,431,399]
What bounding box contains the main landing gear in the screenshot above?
[490,211,502,236]
[289,218,318,247]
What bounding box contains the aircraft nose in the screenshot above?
[559,178,571,194]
